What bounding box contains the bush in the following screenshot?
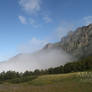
[9,76,37,83]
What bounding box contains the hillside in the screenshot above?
[0,72,92,92]
[0,24,92,72]
[44,24,92,59]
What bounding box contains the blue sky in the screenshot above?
[0,0,92,61]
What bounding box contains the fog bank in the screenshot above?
[0,48,73,72]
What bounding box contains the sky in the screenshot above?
[0,0,92,61]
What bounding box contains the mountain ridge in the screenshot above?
[44,24,92,59]
[0,24,92,72]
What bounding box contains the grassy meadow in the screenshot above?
[0,72,92,92]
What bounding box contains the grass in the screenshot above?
[0,72,92,92]
[29,73,77,85]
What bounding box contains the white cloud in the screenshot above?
[29,18,40,28]
[83,16,92,25]
[54,16,92,41]
[0,56,9,61]
[18,16,27,24]
[30,18,35,25]
[55,22,74,40]
[18,0,53,25]
[19,37,48,53]
[43,16,52,23]
[19,0,41,14]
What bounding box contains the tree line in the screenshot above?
[0,56,92,83]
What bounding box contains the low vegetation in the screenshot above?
[0,55,92,92]
[0,72,92,92]
[0,56,91,91]
[0,56,92,84]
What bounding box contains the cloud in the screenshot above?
[54,16,92,41]
[0,47,72,72]
[29,18,41,28]
[19,0,41,14]
[0,56,10,61]
[18,0,53,25]
[43,16,52,23]
[55,22,74,40]
[83,16,92,25]
[18,16,27,24]
[19,37,48,53]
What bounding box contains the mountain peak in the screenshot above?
[44,24,92,59]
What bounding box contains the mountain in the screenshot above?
[0,24,92,72]
[44,24,92,59]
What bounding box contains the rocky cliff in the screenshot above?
[44,24,92,59]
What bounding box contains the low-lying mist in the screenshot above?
[0,48,73,72]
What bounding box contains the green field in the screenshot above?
[0,72,92,92]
